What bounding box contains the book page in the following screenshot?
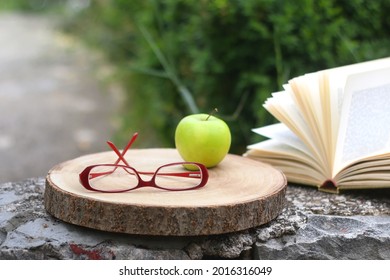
[252,123,310,155]
[334,67,390,176]
[325,57,390,139]
[322,57,390,175]
[289,72,332,175]
[263,90,323,164]
[318,71,343,168]
[245,139,325,184]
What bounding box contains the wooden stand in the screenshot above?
[44,149,287,236]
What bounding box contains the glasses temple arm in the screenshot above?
[107,132,138,166]
[107,141,132,167]
[137,170,202,178]
[110,132,138,165]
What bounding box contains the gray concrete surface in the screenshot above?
[0,12,121,183]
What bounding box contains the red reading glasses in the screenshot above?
[79,132,209,192]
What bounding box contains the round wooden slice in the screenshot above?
[44,149,287,236]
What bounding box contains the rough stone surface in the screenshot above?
[255,215,390,259]
[0,178,389,259]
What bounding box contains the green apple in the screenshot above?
[175,113,231,169]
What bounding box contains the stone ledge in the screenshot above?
[0,178,389,259]
[256,215,390,259]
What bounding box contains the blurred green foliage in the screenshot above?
[5,0,390,153]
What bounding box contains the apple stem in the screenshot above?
[206,108,218,121]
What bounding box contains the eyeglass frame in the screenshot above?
[78,132,209,192]
[79,162,209,193]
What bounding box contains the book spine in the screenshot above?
[319,179,338,193]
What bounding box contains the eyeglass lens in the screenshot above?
[155,163,202,189]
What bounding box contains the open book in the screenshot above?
[244,57,390,193]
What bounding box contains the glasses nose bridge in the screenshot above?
[137,171,157,187]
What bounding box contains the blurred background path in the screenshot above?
[0,12,121,183]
